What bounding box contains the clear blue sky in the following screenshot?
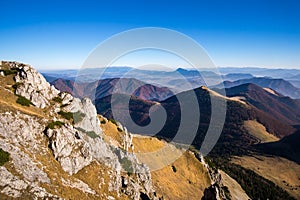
[0,0,300,69]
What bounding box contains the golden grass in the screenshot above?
[99,115,124,148]
[74,162,129,200]
[132,135,166,153]
[36,143,125,199]
[244,120,279,143]
[99,117,212,200]
[0,74,47,118]
[151,151,211,200]
[232,155,300,199]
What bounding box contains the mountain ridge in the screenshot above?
[51,78,175,102]
[216,77,300,99]
[221,83,300,125]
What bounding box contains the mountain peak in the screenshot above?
[225,83,300,126]
[219,77,300,99]
[175,67,188,72]
[0,61,158,199]
[1,61,59,108]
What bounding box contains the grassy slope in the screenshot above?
[232,155,300,199]
[100,118,212,200]
[244,120,279,143]
[0,73,46,118]
[151,151,210,200]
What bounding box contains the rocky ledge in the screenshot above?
[0,61,158,199]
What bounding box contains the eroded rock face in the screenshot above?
[4,61,60,108]
[0,166,59,199]
[61,96,102,136]
[46,125,93,175]
[197,153,230,200]
[0,112,59,199]
[202,184,218,200]
[0,166,28,198]
[0,61,158,199]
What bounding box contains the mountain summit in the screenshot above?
[0,61,159,199]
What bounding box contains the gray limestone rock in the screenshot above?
[4,61,60,108]
[46,125,93,175]
[0,61,158,199]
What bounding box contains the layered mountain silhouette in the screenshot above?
[219,83,300,125]
[52,76,299,160]
[222,73,254,81]
[95,85,296,158]
[51,78,174,101]
[215,77,300,99]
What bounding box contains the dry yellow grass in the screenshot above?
[100,117,212,200]
[151,151,211,200]
[28,137,125,199]
[99,115,187,171]
[74,162,130,200]
[244,120,279,143]
[135,142,185,171]
[132,135,166,153]
[232,155,300,199]
[0,74,47,118]
[99,115,124,148]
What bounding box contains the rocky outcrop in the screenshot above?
[3,61,59,108]
[197,153,230,200]
[114,148,156,199]
[61,177,96,195]
[45,125,93,174]
[0,166,60,199]
[0,111,59,199]
[61,95,102,136]
[122,127,134,151]
[48,93,157,199]
[0,166,28,198]
[0,61,158,199]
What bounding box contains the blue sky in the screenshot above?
[0,0,300,69]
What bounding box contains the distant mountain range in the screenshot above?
[41,66,300,80]
[215,77,300,99]
[51,78,174,102]
[94,84,296,154]
[48,68,300,161]
[219,67,300,79]
[42,67,300,95]
[218,83,300,125]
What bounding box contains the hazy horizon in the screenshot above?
[37,65,300,72]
